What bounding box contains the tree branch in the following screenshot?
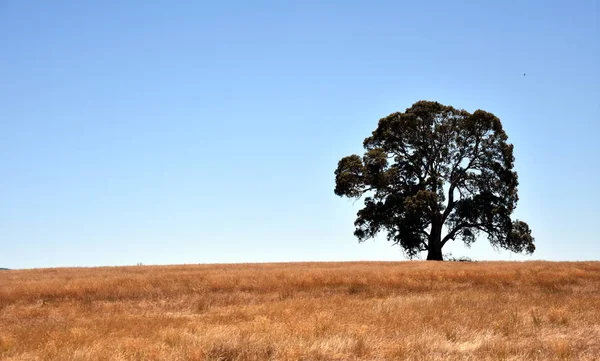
[441,136,483,223]
[441,222,485,246]
[441,183,456,223]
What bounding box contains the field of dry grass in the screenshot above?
[1,261,599,360]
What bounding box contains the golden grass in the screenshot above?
[1,261,600,360]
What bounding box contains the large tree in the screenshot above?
[334,101,535,261]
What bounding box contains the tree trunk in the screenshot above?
[426,244,443,260]
[427,221,444,261]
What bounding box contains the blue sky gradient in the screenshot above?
[1,1,599,268]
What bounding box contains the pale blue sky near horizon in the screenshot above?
[1,1,599,269]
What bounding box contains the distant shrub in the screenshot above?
[444,253,476,262]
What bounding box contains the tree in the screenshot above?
[334,100,535,261]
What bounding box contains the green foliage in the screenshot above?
[334,101,535,260]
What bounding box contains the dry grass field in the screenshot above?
[1,261,599,360]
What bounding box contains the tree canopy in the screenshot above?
[334,100,535,260]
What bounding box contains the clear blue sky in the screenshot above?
[1,1,598,269]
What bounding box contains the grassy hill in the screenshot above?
[1,261,599,360]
